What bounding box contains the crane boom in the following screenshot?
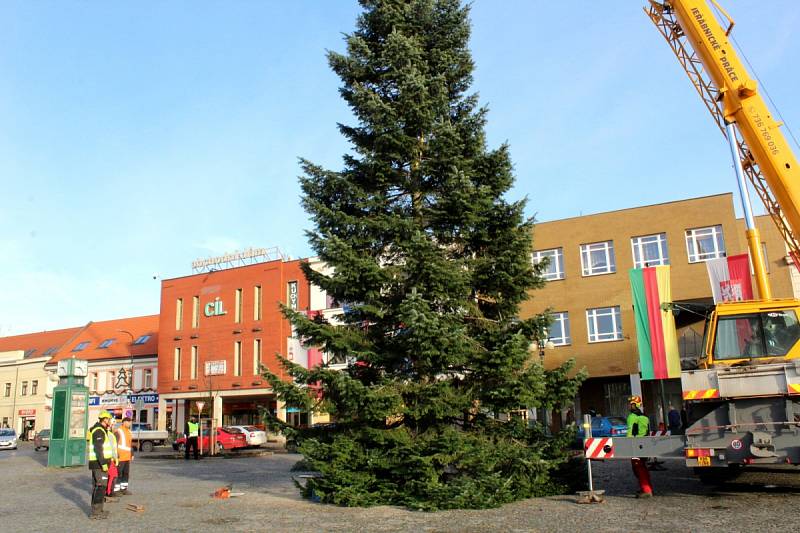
[646,1,800,297]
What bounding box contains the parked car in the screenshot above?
[34,429,50,451]
[227,425,267,446]
[0,428,18,450]
[172,427,247,453]
[125,422,169,452]
[576,416,629,440]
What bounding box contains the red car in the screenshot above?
[173,426,247,453]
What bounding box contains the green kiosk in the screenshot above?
[48,358,90,468]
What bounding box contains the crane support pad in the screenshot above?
[600,436,686,459]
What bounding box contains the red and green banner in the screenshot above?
[629,266,681,380]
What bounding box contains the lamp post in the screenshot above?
[533,328,555,432]
[117,330,135,413]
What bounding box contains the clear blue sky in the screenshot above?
[2,1,799,334]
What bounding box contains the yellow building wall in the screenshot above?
[0,355,52,437]
[521,193,796,380]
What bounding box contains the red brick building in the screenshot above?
[156,255,326,433]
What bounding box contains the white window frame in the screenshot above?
[586,306,623,343]
[174,347,182,380]
[685,225,726,263]
[580,241,616,276]
[191,346,198,380]
[549,312,571,346]
[631,233,669,268]
[234,341,242,377]
[144,369,153,389]
[532,248,565,281]
[253,338,262,375]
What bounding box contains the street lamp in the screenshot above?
[533,328,555,363]
[117,330,136,415]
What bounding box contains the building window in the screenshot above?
[631,233,669,268]
[586,306,623,342]
[139,410,148,423]
[2,417,7,427]
[191,346,198,380]
[90,373,98,392]
[4,383,10,397]
[254,285,262,321]
[144,369,153,389]
[532,248,565,281]
[174,347,182,380]
[72,341,90,352]
[31,380,38,395]
[98,339,115,349]
[235,288,243,323]
[108,371,116,391]
[686,225,726,263]
[234,341,242,376]
[253,338,262,375]
[43,346,58,356]
[21,381,28,396]
[175,298,184,330]
[580,241,616,276]
[133,335,151,345]
[548,312,571,346]
[192,296,200,328]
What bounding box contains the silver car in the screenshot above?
[0,428,18,450]
[227,425,267,446]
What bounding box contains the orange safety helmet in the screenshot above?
[628,395,643,408]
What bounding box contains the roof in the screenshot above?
[0,326,86,360]
[46,315,159,365]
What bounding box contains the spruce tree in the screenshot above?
[264,0,585,510]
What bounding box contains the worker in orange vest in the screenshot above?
[113,417,134,495]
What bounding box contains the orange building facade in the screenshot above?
[156,256,325,433]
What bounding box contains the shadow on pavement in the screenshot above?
[53,477,90,516]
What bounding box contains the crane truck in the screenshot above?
[587,0,800,482]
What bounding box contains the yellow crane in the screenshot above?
[647,0,800,366]
[586,2,800,479]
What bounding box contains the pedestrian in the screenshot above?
[114,417,134,495]
[87,410,114,519]
[668,404,682,435]
[626,395,653,498]
[185,415,200,460]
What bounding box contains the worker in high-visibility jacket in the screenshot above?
[87,410,114,519]
[114,417,134,495]
[184,415,200,460]
[626,396,653,498]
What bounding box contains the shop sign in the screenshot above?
[128,394,158,405]
[288,281,298,310]
[100,395,128,406]
[204,297,227,317]
[205,360,227,376]
[18,409,35,416]
[89,396,100,406]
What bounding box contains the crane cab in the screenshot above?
[704,299,800,367]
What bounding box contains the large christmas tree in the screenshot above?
[264,0,584,510]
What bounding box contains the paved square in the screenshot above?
[2,443,798,532]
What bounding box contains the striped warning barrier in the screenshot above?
[788,383,800,395]
[683,388,719,400]
[649,430,671,436]
[584,437,614,459]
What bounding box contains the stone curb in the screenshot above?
[138,449,275,460]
